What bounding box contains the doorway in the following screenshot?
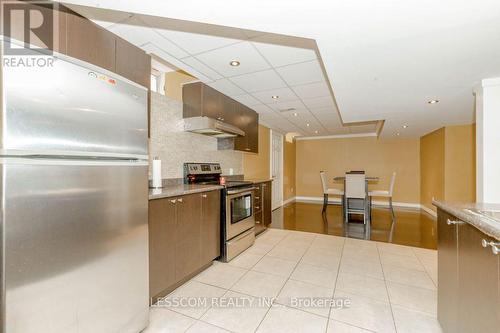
[270,130,283,210]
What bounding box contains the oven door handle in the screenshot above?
[227,187,257,195]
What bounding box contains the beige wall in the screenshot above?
[444,124,476,203]
[420,128,445,212]
[164,70,197,102]
[243,125,271,179]
[284,139,296,201]
[420,124,476,212]
[296,137,421,203]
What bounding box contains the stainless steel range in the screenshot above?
[184,163,255,262]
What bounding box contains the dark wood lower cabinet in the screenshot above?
[201,191,221,263]
[437,208,500,333]
[175,193,202,281]
[253,181,273,235]
[437,210,460,333]
[149,190,221,301]
[149,198,177,300]
[458,222,499,333]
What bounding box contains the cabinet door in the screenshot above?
[66,11,115,71]
[175,193,202,281]
[458,222,499,333]
[263,181,272,225]
[115,36,150,87]
[234,105,251,152]
[183,82,203,118]
[221,97,239,127]
[149,198,177,300]
[437,209,460,333]
[3,1,66,54]
[246,111,259,153]
[201,191,221,263]
[202,85,223,120]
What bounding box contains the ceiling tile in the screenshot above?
[229,70,286,93]
[181,57,223,81]
[142,43,209,81]
[194,42,270,77]
[252,87,299,104]
[109,17,189,59]
[154,29,242,55]
[276,60,324,86]
[303,96,335,109]
[251,104,276,114]
[267,100,307,112]
[309,106,338,114]
[292,81,330,100]
[252,42,317,67]
[232,94,261,107]
[206,79,246,96]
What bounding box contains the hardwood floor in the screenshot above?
[270,202,437,249]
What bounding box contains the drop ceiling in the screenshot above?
[60,0,500,138]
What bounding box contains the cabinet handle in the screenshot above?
[256,221,260,224]
[255,206,260,210]
[255,196,260,199]
[482,239,500,255]
[169,199,176,204]
[202,194,207,198]
[446,219,462,225]
[177,198,183,203]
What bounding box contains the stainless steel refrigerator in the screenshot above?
[1,45,149,332]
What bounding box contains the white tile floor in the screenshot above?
[144,229,442,333]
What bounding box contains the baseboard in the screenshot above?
[282,197,296,206]
[294,196,421,210]
[420,204,437,218]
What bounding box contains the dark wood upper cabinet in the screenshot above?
[115,37,150,87]
[4,1,67,54]
[234,105,259,153]
[149,198,177,300]
[66,11,116,72]
[201,191,221,262]
[183,82,259,153]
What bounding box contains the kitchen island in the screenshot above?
[433,200,499,333]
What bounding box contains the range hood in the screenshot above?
[184,116,245,138]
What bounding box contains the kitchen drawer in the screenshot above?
[254,211,266,235]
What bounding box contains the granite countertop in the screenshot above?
[244,178,273,184]
[149,184,223,200]
[433,200,500,241]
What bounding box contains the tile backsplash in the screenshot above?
[149,92,243,179]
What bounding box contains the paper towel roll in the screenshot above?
[152,157,162,188]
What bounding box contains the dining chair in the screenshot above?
[369,172,396,220]
[320,171,344,213]
[345,173,369,224]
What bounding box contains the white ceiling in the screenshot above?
[60,0,500,138]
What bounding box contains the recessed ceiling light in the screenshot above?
[315,130,319,134]
[271,95,279,99]
[402,125,408,129]
[428,99,439,104]
[396,132,401,136]
[306,123,310,127]
[229,60,240,67]
[293,112,298,117]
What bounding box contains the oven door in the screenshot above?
[226,188,255,239]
